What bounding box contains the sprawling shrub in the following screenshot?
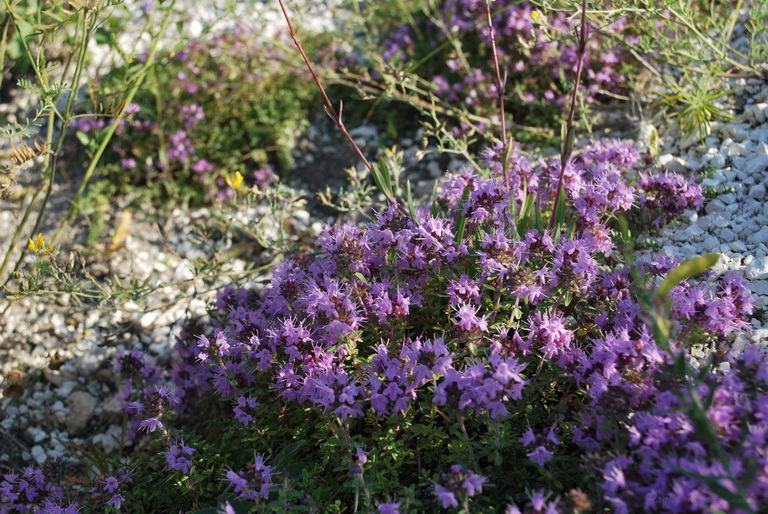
[342,0,633,133]
[73,25,322,203]
[19,139,749,512]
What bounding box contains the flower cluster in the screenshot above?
[225,455,274,502]
[72,25,308,202]
[166,439,197,475]
[91,140,762,510]
[369,0,632,130]
[89,471,131,510]
[0,459,134,513]
[434,465,487,509]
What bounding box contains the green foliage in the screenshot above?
[81,26,325,204]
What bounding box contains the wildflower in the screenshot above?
[166,439,196,474]
[224,170,244,191]
[225,454,273,502]
[434,465,486,509]
[27,233,54,254]
[377,501,401,514]
[233,395,260,426]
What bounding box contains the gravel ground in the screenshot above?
[645,18,768,354]
[1,3,766,471]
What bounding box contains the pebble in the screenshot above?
[745,155,768,175]
[750,183,767,199]
[746,257,768,280]
[65,391,98,436]
[659,154,688,172]
[31,445,47,465]
[703,236,719,252]
[749,227,768,245]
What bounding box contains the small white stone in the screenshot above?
[746,155,768,175]
[703,236,719,252]
[748,226,768,245]
[728,124,750,142]
[708,153,726,168]
[65,391,98,436]
[746,257,768,280]
[705,200,726,214]
[31,445,47,465]
[749,183,766,200]
[426,160,443,179]
[139,310,160,328]
[727,142,745,156]
[658,154,688,173]
[712,214,730,228]
[751,280,768,296]
[732,241,748,252]
[720,228,736,242]
[26,427,48,443]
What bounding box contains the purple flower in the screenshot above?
[434,484,458,509]
[166,439,196,474]
[233,395,260,426]
[434,465,486,509]
[377,501,401,514]
[225,454,273,502]
[528,445,554,467]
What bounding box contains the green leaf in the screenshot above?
[454,186,471,243]
[378,156,393,196]
[75,130,90,146]
[559,120,568,161]
[656,254,720,303]
[430,179,440,217]
[648,125,660,158]
[405,180,417,223]
[272,439,307,472]
[532,195,543,231]
[551,186,566,240]
[371,157,394,201]
[516,192,536,237]
[94,27,116,47]
[618,215,630,243]
[354,272,367,284]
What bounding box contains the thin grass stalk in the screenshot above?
[547,0,588,232]
[483,0,510,188]
[51,1,176,245]
[24,9,92,257]
[276,0,372,171]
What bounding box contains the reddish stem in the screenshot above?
[483,0,510,189]
[548,0,589,231]
[276,0,372,171]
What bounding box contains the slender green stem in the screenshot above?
[52,1,176,245]
[0,8,95,285]
[483,0,511,189]
[548,0,588,232]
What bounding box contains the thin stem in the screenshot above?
[276,0,372,171]
[27,9,92,254]
[483,0,510,188]
[52,1,176,245]
[456,413,478,470]
[548,0,588,232]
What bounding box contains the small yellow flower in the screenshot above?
[225,170,244,191]
[28,233,53,253]
[531,10,541,22]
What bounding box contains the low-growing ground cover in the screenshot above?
[1,0,768,513]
